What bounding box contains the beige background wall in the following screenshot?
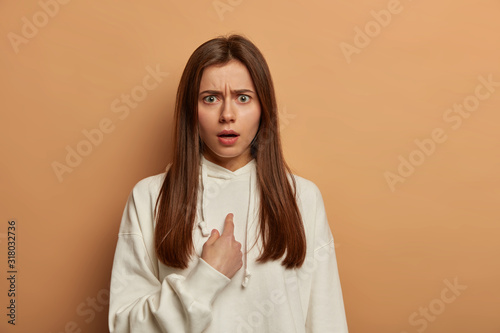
[1,0,499,332]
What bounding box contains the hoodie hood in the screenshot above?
[196,155,258,288]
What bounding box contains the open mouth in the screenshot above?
[218,134,239,138]
[217,130,240,145]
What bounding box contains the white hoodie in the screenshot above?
[109,156,349,332]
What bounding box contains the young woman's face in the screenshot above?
[198,59,261,171]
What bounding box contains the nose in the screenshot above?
[219,99,236,123]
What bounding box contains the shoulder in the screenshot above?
[118,172,166,235]
[132,172,166,195]
[289,173,334,248]
[289,173,323,205]
[130,163,171,199]
[126,163,169,211]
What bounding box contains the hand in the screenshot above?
[201,213,243,279]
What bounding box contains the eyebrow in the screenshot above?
[199,89,255,95]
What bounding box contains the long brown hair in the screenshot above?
[154,34,306,269]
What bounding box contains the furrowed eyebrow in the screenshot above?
[233,89,255,94]
[199,89,255,95]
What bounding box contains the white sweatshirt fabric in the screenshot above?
[109,156,349,332]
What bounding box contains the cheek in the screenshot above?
[197,109,212,135]
[249,108,261,134]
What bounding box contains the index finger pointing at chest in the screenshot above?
[222,213,235,236]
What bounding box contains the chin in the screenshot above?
[206,145,248,159]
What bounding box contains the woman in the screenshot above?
[109,34,348,332]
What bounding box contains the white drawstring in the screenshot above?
[241,170,253,288]
[197,164,211,237]
[197,220,210,237]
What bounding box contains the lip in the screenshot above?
[217,129,240,145]
[217,129,240,136]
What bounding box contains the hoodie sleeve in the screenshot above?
[108,177,231,333]
[304,183,349,332]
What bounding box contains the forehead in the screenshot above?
[199,60,255,90]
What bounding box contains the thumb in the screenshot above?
[205,229,220,245]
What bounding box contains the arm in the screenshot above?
[108,179,231,333]
[304,184,349,332]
